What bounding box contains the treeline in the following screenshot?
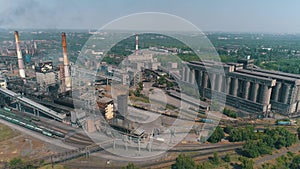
[207,125,298,159]
[171,153,254,169]
[242,127,297,158]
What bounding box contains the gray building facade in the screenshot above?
[182,59,300,116]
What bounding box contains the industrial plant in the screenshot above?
[183,59,300,116]
[1,30,300,168]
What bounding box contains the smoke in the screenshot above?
[0,0,83,29]
[0,0,41,28]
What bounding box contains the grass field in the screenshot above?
[0,123,19,142]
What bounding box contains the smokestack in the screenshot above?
[59,64,65,93]
[135,33,138,55]
[14,31,26,83]
[62,32,71,91]
[34,41,37,50]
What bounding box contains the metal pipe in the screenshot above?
[61,32,71,90]
[14,31,26,83]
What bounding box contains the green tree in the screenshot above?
[157,76,166,85]
[122,162,140,169]
[257,141,272,155]
[262,135,275,148]
[223,108,238,118]
[211,152,221,165]
[207,126,225,143]
[138,82,143,91]
[240,157,254,169]
[9,158,25,169]
[242,141,260,158]
[172,154,196,169]
[228,126,256,142]
[224,125,233,134]
[196,161,213,169]
[223,154,231,163]
[290,155,300,169]
[297,127,300,140]
[167,81,174,88]
[134,89,141,97]
[275,155,289,169]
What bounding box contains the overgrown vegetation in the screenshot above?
[122,162,140,169]
[207,126,225,143]
[260,152,300,169]
[0,123,20,142]
[223,108,238,118]
[227,126,257,142]
[241,127,297,158]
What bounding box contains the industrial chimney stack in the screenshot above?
[14,31,26,83]
[61,32,71,91]
[135,33,138,55]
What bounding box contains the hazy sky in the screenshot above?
[0,0,300,33]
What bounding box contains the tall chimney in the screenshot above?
[14,31,26,83]
[62,32,71,91]
[135,33,138,55]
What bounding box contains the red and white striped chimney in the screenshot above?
[62,32,71,91]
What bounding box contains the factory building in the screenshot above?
[182,59,300,116]
[35,61,60,92]
[128,70,142,87]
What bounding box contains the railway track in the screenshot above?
[62,143,242,169]
[141,144,241,169]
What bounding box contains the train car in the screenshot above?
[19,122,26,126]
[3,107,11,112]
[34,126,43,132]
[276,121,292,125]
[23,117,32,122]
[31,117,40,122]
[42,131,53,137]
[11,119,19,124]
[200,118,214,123]
[51,131,65,138]
[0,112,55,138]
[38,126,65,138]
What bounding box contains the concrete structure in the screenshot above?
[86,118,96,133]
[128,70,142,87]
[0,87,65,121]
[36,72,58,86]
[117,94,128,117]
[126,51,160,71]
[116,71,129,85]
[167,62,178,69]
[35,61,60,93]
[182,59,300,116]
